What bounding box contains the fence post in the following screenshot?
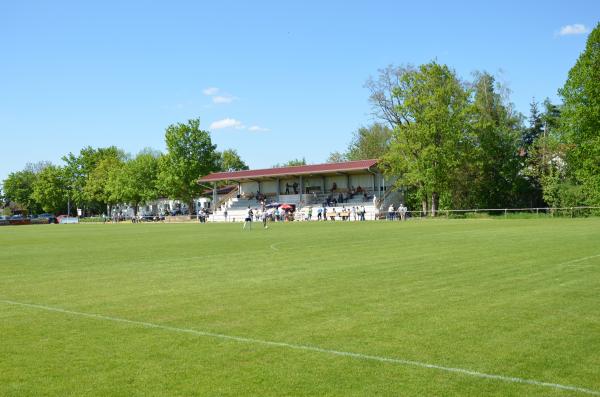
[504,209,507,218]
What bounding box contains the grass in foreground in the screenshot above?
[1,218,599,396]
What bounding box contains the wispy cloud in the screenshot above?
[210,118,243,130]
[210,119,269,132]
[557,24,590,36]
[213,95,236,104]
[203,87,237,104]
[203,87,219,96]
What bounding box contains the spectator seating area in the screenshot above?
[209,193,379,222]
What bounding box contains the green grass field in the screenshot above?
[1,219,599,396]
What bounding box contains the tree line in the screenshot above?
[2,23,598,216]
[1,119,247,216]
[329,23,599,214]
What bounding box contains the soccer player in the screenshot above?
[243,206,253,230]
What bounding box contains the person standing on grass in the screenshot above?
[399,204,407,221]
[243,206,253,230]
[262,209,269,228]
[223,208,228,222]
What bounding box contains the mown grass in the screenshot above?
[1,218,599,396]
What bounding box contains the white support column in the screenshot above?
[212,183,218,212]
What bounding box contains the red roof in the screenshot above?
[199,159,379,182]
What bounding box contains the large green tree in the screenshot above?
[1,162,49,214]
[346,123,392,161]
[158,118,219,217]
[31,164,68,214]
[467,72,526,209]
[559,22,600,205]
[382,62,471,215]
[110,150,161,215]
[327,123,392,163]
[84,156,126,215]
[62,146,125,214]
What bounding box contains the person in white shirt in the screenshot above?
[399,204,407,221]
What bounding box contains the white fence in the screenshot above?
[399,206,600,219]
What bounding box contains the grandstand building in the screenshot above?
[198,159,402,221]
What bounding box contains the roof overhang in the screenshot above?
[198,159,379,183]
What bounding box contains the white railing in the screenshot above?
[399,206,600,219]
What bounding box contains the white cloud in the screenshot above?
[558,24,590,36]
[210,118,243,130]
[212,95,236,104]
[248,125,270,132]
[203,87,219,96]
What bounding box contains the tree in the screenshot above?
[559,22,600,205]
[84,156,125,215]
[2,163,46,214]
[326,151,347,163]
[346,123,392,161]
[521,99,544,151]
[273,158,307,168]
[62,146,125,214]
[382,62,471,215]
[31,165,68,214]
[158,118,219,217]
[218,149,249,171]
[109,150,161,215]
[365,64,416,128]
[467,72,526,209]
[522,99,566,207]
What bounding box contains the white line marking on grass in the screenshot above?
[1,299,599,396]
[269,242,282,252]
[561,253,600,266]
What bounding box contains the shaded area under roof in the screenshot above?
[199,159,379,183]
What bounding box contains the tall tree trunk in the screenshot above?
[431,192,439,217]
[421,197,428,216]
[189,199,195,220]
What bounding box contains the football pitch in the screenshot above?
[1,218,599,396]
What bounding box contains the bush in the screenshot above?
[79,217,104,223]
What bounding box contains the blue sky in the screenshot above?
[0,1,598,182]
